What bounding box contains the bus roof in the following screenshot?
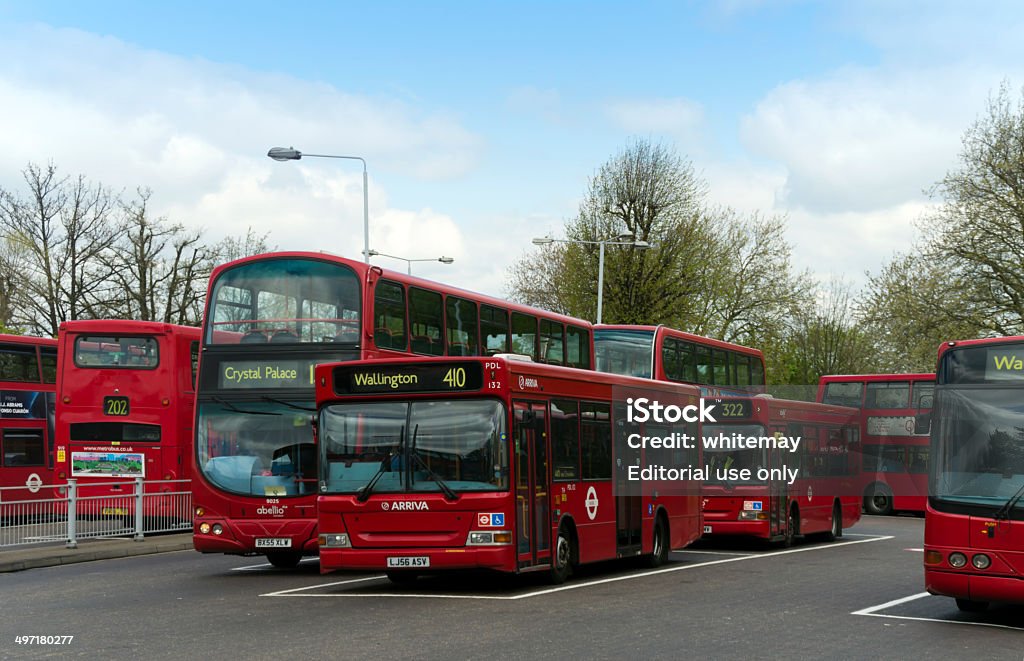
[595,324,763,356]
[0,333,57,347]
[57,320,201,337]
[210,251,594,329]
[935,335,1024,360]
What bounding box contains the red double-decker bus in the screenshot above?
[924,336,1024,612]
[314,356,703,583]
[55,320,200,520]
[700,396,862,545]
[192,252,594,568]
[0,334,58,499]
[818,374,934,515]
[594,324,766,396]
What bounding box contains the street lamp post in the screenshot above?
[532,233,651,324]
[367,249,454,275]
[267,147,370,263]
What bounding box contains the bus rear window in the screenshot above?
[74,336,159,369]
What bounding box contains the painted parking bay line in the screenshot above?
[262,534,892,600]
[852,592,1024,632]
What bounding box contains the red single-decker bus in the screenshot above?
[314,356,703,583]
[701,396,862,545]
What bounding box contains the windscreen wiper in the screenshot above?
[260,395,315,412]
[993,479,1024,521]
[212,396,280,416]
[409,424,458,501]
[356,426,403,503]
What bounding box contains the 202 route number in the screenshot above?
[443,367,466,389]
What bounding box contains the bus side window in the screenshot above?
[481,305,510,356]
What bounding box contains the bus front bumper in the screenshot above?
[319,546,516,574]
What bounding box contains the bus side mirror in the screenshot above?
[914,412,931,435]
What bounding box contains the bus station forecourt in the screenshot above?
[1,250,1022,654]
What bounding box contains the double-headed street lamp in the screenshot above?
[532,233,651,324]
[267,147,370,263]
[367,249,454,275]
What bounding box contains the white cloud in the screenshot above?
[0,23,508,291]
[739,65,1014,214]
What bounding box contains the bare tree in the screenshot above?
[0,163,117,335]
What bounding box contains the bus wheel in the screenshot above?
[266,551,303,569]
[548,526,573,585]
[386,572,419,585]
[781,507,797,548]
[643,517,670,568]
[821,503,842,542]
[864,485,893,516]
[955,598,989,613]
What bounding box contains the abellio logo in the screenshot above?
[384,501,429,511]
[256,505,286,516]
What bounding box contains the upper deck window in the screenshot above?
[74,336,159,369]
[0,344,41,382]
[207,258,360,345]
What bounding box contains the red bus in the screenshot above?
[700,396,862,545]
[0,334,58,499]
[192,252,594,568]
[817,374,934,515]
[314,356,703,583]
[594,324,766,396]
[924,336,1024,612]
[55,320,200,521]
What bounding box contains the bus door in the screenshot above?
[615,405,642,554]
[514,401,550,569]
[769,443,786,537]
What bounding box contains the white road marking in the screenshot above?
[676,550,755,556]
[904,548,923,552]
[262,535,892,600]
[852,592,1024,631]
[262,575,387,595]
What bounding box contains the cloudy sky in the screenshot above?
[1,1,1022,298]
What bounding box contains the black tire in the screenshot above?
[386,571,419,585]
[864,484,894,516]
[548,525,573,584]
[820,503,842,542]
[781,506,797,548]
[266,551,303,569]
[955,598,989,613]
[643,517,670,568]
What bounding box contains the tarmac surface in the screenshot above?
[0,533,194,572]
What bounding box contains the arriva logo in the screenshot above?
[385,501,429,511]
[256,506,286,516]
[518,375,539,389]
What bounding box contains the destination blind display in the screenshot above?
[986,346,1024,381]
[334,363,484,395]
[218,359,318,389]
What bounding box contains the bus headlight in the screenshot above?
[195,507,205,517]
[948,552,967,568]
[467,531,512,545]
[738,511,768,521]
[971,554,991,570]
[199,523,211,534]
[319,533,351,548]
[212,524,223,536]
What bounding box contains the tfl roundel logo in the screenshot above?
[477,513,505,527]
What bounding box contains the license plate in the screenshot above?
[703,525,712,534]
[255,538,292,548]
[386,556,430,568]
[102,507,129,516]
